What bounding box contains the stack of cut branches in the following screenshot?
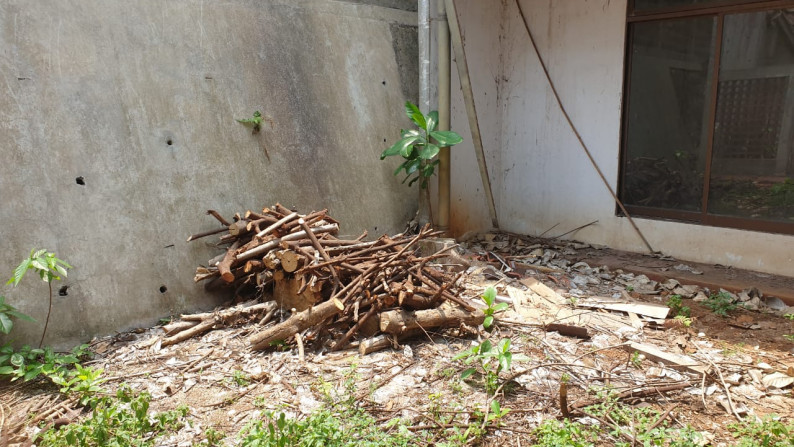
[173,204,482,354]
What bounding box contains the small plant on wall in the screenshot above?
[8,249,71,348]
[381,102,463,221]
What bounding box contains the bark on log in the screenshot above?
[218,241,241,283]
[163,320,198,336]
[273,270,324,311]
[379,306,484,334]
[249,298,344,350]
[162,318,218,346]
[228,220,250,237]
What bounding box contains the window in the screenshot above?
[620,1,794,234]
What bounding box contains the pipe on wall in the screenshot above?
[437,0,451,231]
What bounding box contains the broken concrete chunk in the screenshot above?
[674,264,703,275]
[693,292,709,302]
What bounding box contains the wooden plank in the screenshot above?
[623,342,706,374]
[576,297,670,320]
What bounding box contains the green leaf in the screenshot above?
[55,265,68,278]
[430,130,463,146]
[0,366,13,375]
[382,135,420,159]
[492,302,509,313]
[490,400,501,416]
[421,163,436,178]
[32,249,46,259]
[460,368,476,380]
[31,259,47,271]
[56,258,73,269]
[8,258,32,286]
[0,314,12,334]
[7,310,34,322]
[500,351,512,373]
[404,158,421,176]
[498,338,511,353]
[482,287,496,306]
[480,339,492,354]
[426,111,439,132]
[483,315,494,329]
[405,102,426,130]
[10,353,24,367]
[406,175,421,187]
[418,143,440,160]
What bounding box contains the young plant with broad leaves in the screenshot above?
[0,295,33,335]
[480,286,508,331]
[8,249,72,347]
[381,101,463,189]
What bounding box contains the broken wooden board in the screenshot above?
[576,297,670,320]
[623,342,706,374]
[519,277,567,305]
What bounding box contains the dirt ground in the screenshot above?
[2,232,794,446]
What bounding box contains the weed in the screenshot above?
[200,427,227,446]
[703,291,738,317]
[232,369,251,387]
[254,395,268,408]
[674,315,693,327]
[380,101,463,189]
[237,111,264,132]
[454,338,528,395]
[51,364,108,406]
[480,286,508,330]
[626,285,634,292]
[729,414,794,447]
[629,351,644,369]
[532,418,598,447]
[0,343,88,383]
[583,387,703,447]
[666,294,691,318]
[36,386,189,447]
[8,249,72,347]
[0,295,34,335]
[239,408,416,447]
[784,313,794,320]
[784,334,794,342]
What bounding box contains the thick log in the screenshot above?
[249,298,344,350]
[358,328,424,355]
[163,320,198,336]
[162,318,218,346]
[277,249,303,273]
[263,251,281,270]
[273,270,324,311]
[379,305,484,335]
[228,220,250,237]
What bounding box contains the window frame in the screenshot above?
[619,0,794,235]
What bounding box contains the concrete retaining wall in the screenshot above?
[0,0,418,348]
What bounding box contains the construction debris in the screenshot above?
[179,204,478,352]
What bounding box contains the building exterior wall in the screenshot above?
[451,0,794,276]
[0,0,419,348]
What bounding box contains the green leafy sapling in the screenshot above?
[481,286,508,330]
[8,249,72,348]
[380,101,463,188]
[237,110,264,133]
[0,295,34,335]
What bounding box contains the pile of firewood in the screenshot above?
[166,204,483,354]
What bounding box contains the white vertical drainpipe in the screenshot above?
[437,0,451,231]
[418,0,431,115]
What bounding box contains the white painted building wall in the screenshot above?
[450,0,794,276]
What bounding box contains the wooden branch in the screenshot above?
[206,210,231,226]
[218,241,241,283]
[187,226,227,242]
[255,212,298,238]
[379,306,484,334]
[249,298,344,350]
[236,223,339,262]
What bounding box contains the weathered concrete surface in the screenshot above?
[0,0,418,348]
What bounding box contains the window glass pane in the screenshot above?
[622,17,717,211]
[707,10,794,222]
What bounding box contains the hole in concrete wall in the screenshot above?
[166,139,173,146]
[159,285,168,293]
[383,138,386,142]
[75,176,85,185]
[382,80,386,85]
[58,285,69,296]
